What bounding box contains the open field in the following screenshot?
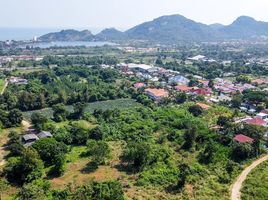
[241,160,268,200]
[23,99,142,120]
[49,141,127,189]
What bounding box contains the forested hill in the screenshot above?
[38,14,268,43]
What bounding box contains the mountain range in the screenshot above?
[38,14,268,44]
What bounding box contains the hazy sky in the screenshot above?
[1,0,268,31]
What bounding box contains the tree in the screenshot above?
[16,179,50,200]
[72,102,86,119]
[242,124,265,156]
[188,105,203,117]
[31,113,48,131]
[183,126,198,150]
[121,142,151,171]
[32,138,67,165]
[70,124,90,145]
[52,103,68,122]
[87,140,111,166]
[217,116,231,127]
[89,126,104,140]
[231,95,242,108]
[52,153,66,176]
[7,131,24,156]
[4,148,44,184]
[175,92,187,104]
[198,140,218,164]
[232,143,253,161]
[72,181,124,200]
[177,162,191,188]
[236,75,251,84]
[18,91,36,111]
[208,79,214,89]
[36,93,47,109]
[8,109,23,127]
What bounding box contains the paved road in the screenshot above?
[231,154,268,200]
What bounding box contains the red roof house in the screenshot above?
[192,88,212,96]
[234,134,254,143]
[244,118,267,127]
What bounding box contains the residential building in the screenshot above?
[168,75,189,85]
[145,88,169,101]
[233,134,254,143]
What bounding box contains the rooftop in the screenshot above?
[196,102,211,110]
[234,134,254,143]
[244,117,267,126]
[22,134,39,141]
[37,131,53,139]
[145,88,169,98]
[175,85,193,92]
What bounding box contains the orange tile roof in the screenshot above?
[175,85,193,92]
[196,102,211,110]
[145,88,169,98]
[252,79,265,85]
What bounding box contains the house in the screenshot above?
[260,109,268,115]
[9,76,28,85]
[188,55,206,62]
[128,63,153,73]
[175,85,193,92]
[144,88,169,101]
[234,134,254,143]
[256,113,268,120]
[244,118,267,127]
[252,79,265,85]
[192,88,212,96]
[22,134,39,146]
[168,75,190,85]
[37,131,53,139]
[134,82,145,89]
[198,80,209,87]
[150,77,159,82]
[196,102,211,110]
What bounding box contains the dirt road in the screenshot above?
[231,154,268,200]
[0,79,8,95]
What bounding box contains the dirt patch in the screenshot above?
[185,184,194,195]
[49,159,123,189]
[21,120,32,130]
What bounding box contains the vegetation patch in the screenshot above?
[23,99,142,120]
[241,161,268,200]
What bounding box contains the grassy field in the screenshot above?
[23,99,142,120]
[241,161,268,200]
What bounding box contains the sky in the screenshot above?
[1,0,268,32]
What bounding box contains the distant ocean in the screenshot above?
[0,27,103,41]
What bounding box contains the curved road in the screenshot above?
[231,154,268,200]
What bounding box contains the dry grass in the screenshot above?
[49,143,125,189]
